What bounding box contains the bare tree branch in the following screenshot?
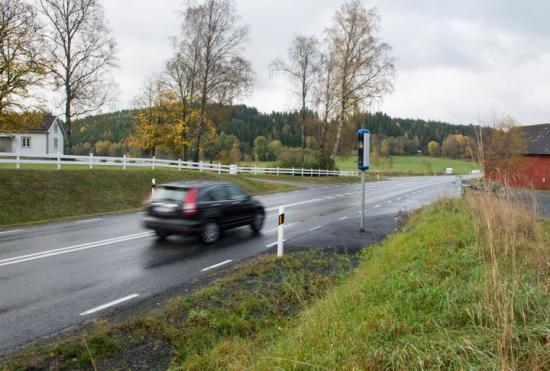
[38,0,118,152]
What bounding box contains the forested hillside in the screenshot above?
[71,105,476,162]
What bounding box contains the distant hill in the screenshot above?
[72,105,476,156]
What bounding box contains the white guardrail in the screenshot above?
[0,152,358,177]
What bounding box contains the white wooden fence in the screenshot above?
[0,152,358,177]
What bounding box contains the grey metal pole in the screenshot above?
[360,171,366,232]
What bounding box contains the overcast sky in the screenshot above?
[102,0,550,125]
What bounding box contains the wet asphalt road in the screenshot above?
[0,176,458,353]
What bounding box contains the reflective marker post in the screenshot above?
[357,129,370,233]
[152,178,156,197]
[277,206,285,257]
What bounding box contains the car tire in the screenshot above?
[155,230,170,241]
[200,221,220,245]
[250,209,265,233]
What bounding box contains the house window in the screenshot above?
[54,138,58,151]
[21,137,31,148]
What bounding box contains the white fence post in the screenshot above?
[123,154,127,170]
[301,168,304,177]
[57,155,61,170]
[292,167,295,176]
[235,164,238,174]
[16,152,20,169]
[178,158,181,171]
[277,167,279,176]
[199,161,203,172]
[152,156,155,170]
[254,166,257,175]
[218,162,221,174]
[89,153,93,169]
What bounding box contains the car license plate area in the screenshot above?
[154,204,178,214]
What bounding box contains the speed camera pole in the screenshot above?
[357,129,370,233]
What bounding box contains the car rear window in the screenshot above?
[152,187,188,202]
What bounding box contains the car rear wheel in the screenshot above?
[200,221,220,245]
[155,230,170,241]
[250,209,265,233]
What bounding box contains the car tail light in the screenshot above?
[183,188,199,217]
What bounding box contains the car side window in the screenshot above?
[208,187,228,201]
[226,186,247,201]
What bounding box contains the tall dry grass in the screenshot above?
[466,188,549,370]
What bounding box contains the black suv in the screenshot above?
[143,181,265,244]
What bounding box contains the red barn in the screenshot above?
[495,124,550,190]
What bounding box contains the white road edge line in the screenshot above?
[266,239,287,248]
[201,259,233,272]
[75,218,102,224]
[0,229,24,235]
[266,198,322,212]
[266,222,297,234]
[375,204,381,208]
[309,226,322,232]
[0,232,153,267]
[338,217,349,221]
[80,294,140,316]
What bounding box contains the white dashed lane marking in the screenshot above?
[201,260,233,272]
[80,294,140,316]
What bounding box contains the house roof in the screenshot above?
[522,123,550,155]
[23,115,58,133]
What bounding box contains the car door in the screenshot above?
[224,185,254,226]
[203,186,233,228]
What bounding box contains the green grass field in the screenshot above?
[336,155,479,175]
[239,155,479,175]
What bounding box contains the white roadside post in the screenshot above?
[89,153,94,169]
[277,206,285,257]
[151,178,156,197]
[357,129,370,233]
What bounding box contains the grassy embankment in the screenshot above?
[0,168,299,228]
[2,192,548,369]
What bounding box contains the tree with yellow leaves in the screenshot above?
[130,75,195,158]
[0,0,48,122]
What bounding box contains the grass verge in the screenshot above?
[0,168,297,228]
[246,194,550,369]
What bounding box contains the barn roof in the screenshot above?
[522,123,550,155]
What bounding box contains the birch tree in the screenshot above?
[165,6,203,160]
[327,1,394,158]
[271,35,320,152]
[316,49,338,157]
[178,0,252,162]
[38,0,117,152]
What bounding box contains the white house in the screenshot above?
[0,115,65,155]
